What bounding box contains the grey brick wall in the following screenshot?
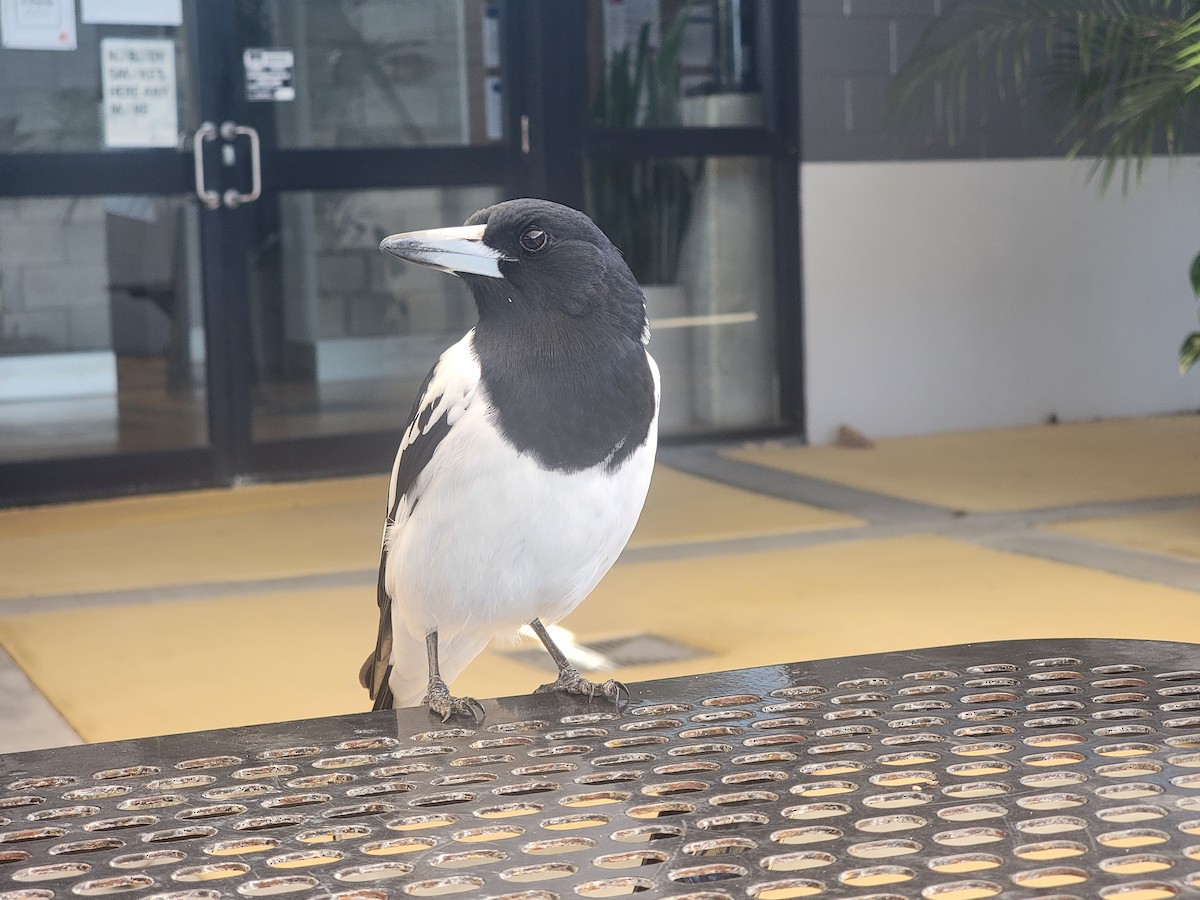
[800,0,1062,161]
[0,198,111,354]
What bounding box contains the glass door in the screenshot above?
[0,4,218,504]
[0,0,802,506]
[208,0,518,479]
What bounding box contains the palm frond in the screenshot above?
[889,0,1200,188]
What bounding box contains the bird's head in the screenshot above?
[380,198,646,344]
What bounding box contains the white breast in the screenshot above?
[385,359,659,642]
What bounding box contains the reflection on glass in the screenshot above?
[588,0,761,130]
[242,0,504,149]
[588,155,779,436]
[0,23,193,153]
[249,185,502,442]
[0,196,208,463]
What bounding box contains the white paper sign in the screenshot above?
[1,0,78,51]
[81,0,180,26]
[101,37,178,148]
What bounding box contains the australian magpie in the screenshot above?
[359,198,660,722]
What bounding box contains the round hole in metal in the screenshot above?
[759,851,835,871]
[171,862,250,881]
[783,803,850,821]
[385,815,455,832]
[669,862,747,884]
[560,792,629,807]
[521,837,595,855]
[540,814,608,831]
[202,839,280,857]
[840,864,915,885]
[500,862,577,882]
[333,862,414,882]
[265,850,343,869]
[296,825,372,843]
[771,826,841,845]
[1097,828,1170,847]
[592,849,667,869]
[473,803,542,819]
[1010,865,1088,888]
[10,862,91,881]
[609,824,682,843]
[640,781,707,797]
[846,839,921,859]
[745,878,825,899]
[573,876,655,896]
[360,837,437,855]
[1097,883,1177,900]
[854,815,927,833]
[404,875,484,896]
[72,874,156,895]
[682,837,757,857]
[791,781,855,797]
[1095,782,1162,800]
[237,876,320,895]
[428,850,506,869]
[919,880,1001,899]
[863,792,931,809]
[452,824,524,843]
[1012,839,1087,861]
[927,852,1002,874]
[1097,805,1168,823]
[932,828,1006,847]
[46,839,124,856]
[1099,854,1173,874]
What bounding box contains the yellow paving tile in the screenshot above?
[5,534,1197,744]
[1049,505,1200,563]
[0,467,855,602]
[0,477,387,601]
[630,465,860,547]
[724,415,1200,513]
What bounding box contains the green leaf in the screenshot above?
[1181,331,1200,375]
[1190,251,1200,297]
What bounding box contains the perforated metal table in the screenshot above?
[3,639,1200,899]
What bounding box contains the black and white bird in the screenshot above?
[359,198,659,722]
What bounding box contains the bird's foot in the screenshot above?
[424,678,485,723]
[535,665,629,706]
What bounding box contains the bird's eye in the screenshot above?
[520,226,548,253]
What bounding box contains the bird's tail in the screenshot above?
[368,629,493,710]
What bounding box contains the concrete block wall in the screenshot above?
[306,186,499,343]
[801,0,1060,162]
[0,198,111,354]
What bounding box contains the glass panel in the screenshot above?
[587,154,780,436]
[0,21,194,153]
[248,185,503,442]
[588,0,763,129]
[0,196,208,462]
[241,0,504,148]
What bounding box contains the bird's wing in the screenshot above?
[361,332,481,709]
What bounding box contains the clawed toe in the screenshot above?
[535,666,629,707]
[425,681,485,723]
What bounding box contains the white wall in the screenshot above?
[802,157,1200,443]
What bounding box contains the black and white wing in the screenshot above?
[359,331,481,709]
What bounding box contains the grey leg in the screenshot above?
[422,630,485,723]
[528,618,629,705]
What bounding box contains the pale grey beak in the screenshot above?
[379,224,508,279]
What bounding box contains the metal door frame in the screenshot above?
[0,0,803,506]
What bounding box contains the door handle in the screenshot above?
[220,121,262,208]
[192,122,220,210]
